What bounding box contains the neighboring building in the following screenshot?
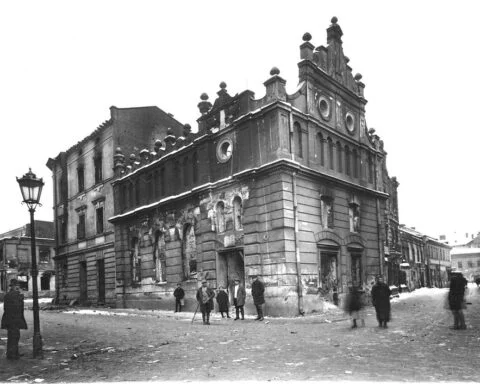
[398,226,452,290]
[46,106,183,306]
[399,226,426,290]
[450,247,480,282]
[109,18,397,316]
[0,221,55,298]
[424,236,451,288]
[384,176,401,287]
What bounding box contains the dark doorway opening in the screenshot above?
[217,249,244,302]
[97,259,105,305]
[79,261,88,304]
[40,272,51,291]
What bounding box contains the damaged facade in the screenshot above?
[0,221,55,298]
[47,106,183,306]
[109,18,397,316]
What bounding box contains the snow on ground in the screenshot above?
[24,298,55,304]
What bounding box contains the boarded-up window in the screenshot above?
[351,253,362,287]
[183,225,197,280]
[154,231,167,282]
[320,252,338,291]
[233,197,243,231]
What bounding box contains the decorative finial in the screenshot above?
[219,81,227,89]
[270,67,280,76]
[354,73,363,81]
[302,32,312,42]
[200,93,209,101]
[331,16,338,24]
[115,147,122,154]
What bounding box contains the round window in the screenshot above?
[345,112,355,133]
[216,138,233,163]
[317,95,331,120]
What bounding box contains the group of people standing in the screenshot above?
[173,276,265,325]
[344,275,392,329]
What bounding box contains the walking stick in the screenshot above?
[191,302,200,324]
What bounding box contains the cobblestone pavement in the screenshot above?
[0,284,479,383]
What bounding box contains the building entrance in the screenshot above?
[97,259,105,304]
[217,249,244,301]
[79,261,88,304]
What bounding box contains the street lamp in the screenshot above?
[17,168,44,358]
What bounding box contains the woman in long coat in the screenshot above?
[216,286,230,318]
[448,271,467,329]
[1,279,28,360]
[371,276,391,328]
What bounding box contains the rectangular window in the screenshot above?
[58,215,67,244]
[77,166,85,193]
[468,261,473,268]
[321,197,334,229]
[458,261,463,269]
[94,155,103,184]
[96,206,104,234]
[39,248,50,264]
[77,213,86,240]
[349,204,360,232]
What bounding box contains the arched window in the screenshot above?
[192,152,198,183]
[345,146,351,176]
[352,149,358,178]
[153,231,166,282]
[183,224,197,279]
[336,141,343,173]
[216,202,226,233]
[294,122,303,158]
[316,133,324,166]
[131,237,141,283]
[233,196,243,230]
[327,137,334,170]
[368,153,374,183]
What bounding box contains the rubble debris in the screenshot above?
[71,346,115,359]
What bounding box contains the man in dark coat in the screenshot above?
[173,283,185,313]
[196,280,215,325]
[251,275,265,321]
[448,271,467,330]
[1,279,28,360]
[233,279,246,320]
[371,276,391,328]
[216,286,230,318]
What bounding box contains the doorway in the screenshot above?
[79,261,88,304]
[319,251,338,292]
[97,259,105,305]
[217,249,244,302]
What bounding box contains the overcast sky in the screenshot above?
[1,0,478,240]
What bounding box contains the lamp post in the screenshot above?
[16,168,44,358]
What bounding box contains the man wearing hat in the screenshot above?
[196,279,215,325]
[232,278,246,320]
[1,279,28,360]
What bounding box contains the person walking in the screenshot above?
[196,279,215,325]
[344,285,365,329]
[371,276,391,328]
[1,279,27,360]
[251,275,265,321]
[448,271,468,330]
[216,286,231,318]
[233,279,246,320]
[173,283,185,313]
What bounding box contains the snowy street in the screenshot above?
[1,284,479,382]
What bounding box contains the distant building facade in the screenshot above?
[109,18,398,316]
[424,236,451,288]
[450,247,480,282]
[0,221,55,298]
[46,106,183,306]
